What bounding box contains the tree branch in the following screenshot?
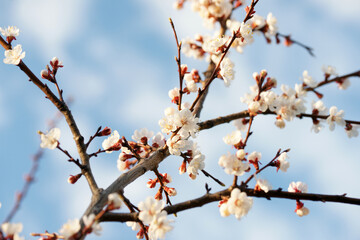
[100,187,360,223]
[0,35,100,196]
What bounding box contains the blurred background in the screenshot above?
[0,0,360,239]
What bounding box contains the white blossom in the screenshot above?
[159,115,177,135]
[202,36,228,54]
[39,128,61,149]
[294,83,307,98]
[187,153,205,179]
[296,206,310,217]
[175,108,199,138]
[266,12,278,37]
[1,222,23,236]
[219,152,249,176]
[255,178,272,193]
[132,128,154,143]
[236,149,246,160]
[288,181,308,193]
[108,193,122,209]
[82,213,102,236]
[0,26,19,38]
[227,188,253,220]
[219,57,235,87]
[13,234,24,240]
[3,44,25,65]
[275,117,286,129]
[126,221,141,231]
[312,100,327,115]
[248,151,262,164]
[148,211,173,240]
[184,73,198,92]
[337,78,351,90]
[168,87,180,101]
[322,65,337,76]
[249,14,266,29]
[167,135,189,156]
[152,132,166,148]
[223,130,242,145]
[138,197,165,225]
[326,106,346,131]
[240,22,253,43]
[59,219,81,240]
[248,101,260,114]
[219,201,231,217]
[345,125,359,138]
[277,152,290,172]
[301,70,317,88]
[181,37,204,59]
[102,130,120,153]
[233,119,248,132]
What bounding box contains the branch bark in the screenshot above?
[100,187,360,222]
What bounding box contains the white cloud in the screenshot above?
[11,0,90,58]
[310,0,360,21]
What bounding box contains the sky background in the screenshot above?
[0,0,360,239]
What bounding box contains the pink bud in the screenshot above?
[68,174,82,184]
[98,127,112,136]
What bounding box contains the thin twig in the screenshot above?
[169,18,185,111]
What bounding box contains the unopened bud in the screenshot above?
[50,57,63,69]
[236,149,246,160]
[68,174,82,184]
[98,127,112,136]
[180,64,188,75]
[162,173,172,184]
[179,161,186,175]
[252,72,260,83]
[260,69,267,79]
[147,179,157,188]
[155,189,163,200]
[164,186,177,196]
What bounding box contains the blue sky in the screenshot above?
[1,0,360,239]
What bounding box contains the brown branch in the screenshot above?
[3,104,70,223]
[3,150,43,223]
[198,110,250,130]
[85,126,102,150]
[81,148,169,219]
[0,35,100,196]
[198,108,360,132]
[100,187,360,223]
[201,169,225,187]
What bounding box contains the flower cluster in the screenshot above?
[59,219,81,240]
[185,0,233,29]
[1,26,25,65]
[239,69,356,137]
[101,128,166,172]
[147,173,177,200]
[179,140,206,180]
[127,197,173,240]
[40,57,64,82]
